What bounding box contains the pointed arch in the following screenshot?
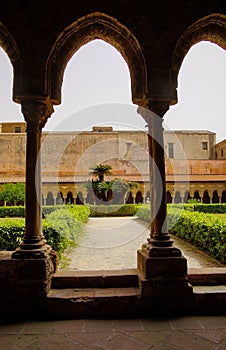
[46,12,147,106]
[171,13,226,101]
[0,22,22,103]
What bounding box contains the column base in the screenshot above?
[1,249,58,319]
[12,239,54,260]
[137,249,193,315]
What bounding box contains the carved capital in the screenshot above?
[21,97,54,132]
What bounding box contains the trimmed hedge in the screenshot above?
[88,204,141,217]
[0,205,90,257]
[136,205,226,264]
[168,210,226,264]
[0,206,25,217]
[193,204,226,213]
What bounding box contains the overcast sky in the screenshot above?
[0,39,225,142]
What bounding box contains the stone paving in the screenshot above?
[61,217,224,271]
[0,316,226,349]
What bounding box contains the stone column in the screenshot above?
[12,98,55,259]
[137,103,193,315]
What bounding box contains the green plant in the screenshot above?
[0,183,25,206]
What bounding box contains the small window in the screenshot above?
[202,142,208,150]
[221,149,224,157]
[15,126,21,133]
[168,143,174,158]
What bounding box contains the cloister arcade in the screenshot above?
[42,187,226,206]
[0,1,225,318]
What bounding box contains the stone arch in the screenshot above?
[46,12,147,106]
[194,190,201,202]
[183,191,191,203]
[203,190,210,204]
[76,192,84,205]
[212,190,220,203]
[135,191,143,204]
[221,191,226,203]
[171,13,226,101]
[66,191,74,204]
[174,191,182,204]
[56,192,64,205]
[166,191,172,204]
[46,192,54,206]
[0,22,22,103]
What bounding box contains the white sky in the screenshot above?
[0,39,225,142]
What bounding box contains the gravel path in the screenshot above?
[61,216,224,270]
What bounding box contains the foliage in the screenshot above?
[136,204,226,264]
[0,205,90,258]
[0,218,25,250]
[89,204,141,217]
[0,183,25,205]
[0,206,25,217]
[89,164,112,182]
[168,209,226,264]
[193,204,226,213]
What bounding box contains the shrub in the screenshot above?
[0,219,25,250]
[88,204,141,217]
[136,205,226,264]
[168,209,226,264]
[0,206,25,217]
[0,205,90,258]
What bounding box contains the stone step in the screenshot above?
[51,269,139,289]
[47,287,140,319]
[193,285,226,314]
[188,268,226,286]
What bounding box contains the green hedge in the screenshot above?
[88,204,141,217]
[193,204,226,213]
[136,205,226,264]
[168,210,226,263]
[168,203,226,214]
[0,206,25,217]
[0,205,90,257]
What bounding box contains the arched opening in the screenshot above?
[174,191,182,204]
[203,190,210,204]
[194,190,201,202]
[66,191,74,204]
[42,15,149,271]
[126,191,133,204]
[212,190,220,203]
[135,191,143,204]
[56,192,64,205]
[46,192,54,205]
[183,191,191,203]
[166,191,172,204]
[221,191,226,203]
[76,192,84,205]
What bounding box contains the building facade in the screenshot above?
[0,122,225,205]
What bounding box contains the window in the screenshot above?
[15,126,21,133]
[168,143,174,158]
[202,142,208,150]
[221,149,224,157]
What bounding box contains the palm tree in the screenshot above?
[90,164,112,182]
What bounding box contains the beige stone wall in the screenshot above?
[214,139,226,160]
[1,122,26,133]
[164,131,216,160]
[0,127,225,204]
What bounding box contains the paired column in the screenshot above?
[12,98,53,258]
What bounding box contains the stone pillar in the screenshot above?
[9,97,57,316]
[12,99,54,258]
[137,103,193,315]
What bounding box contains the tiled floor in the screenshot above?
[0,316,226,349]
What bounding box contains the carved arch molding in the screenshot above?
[46,12,147,106]
[171,13,226,95]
